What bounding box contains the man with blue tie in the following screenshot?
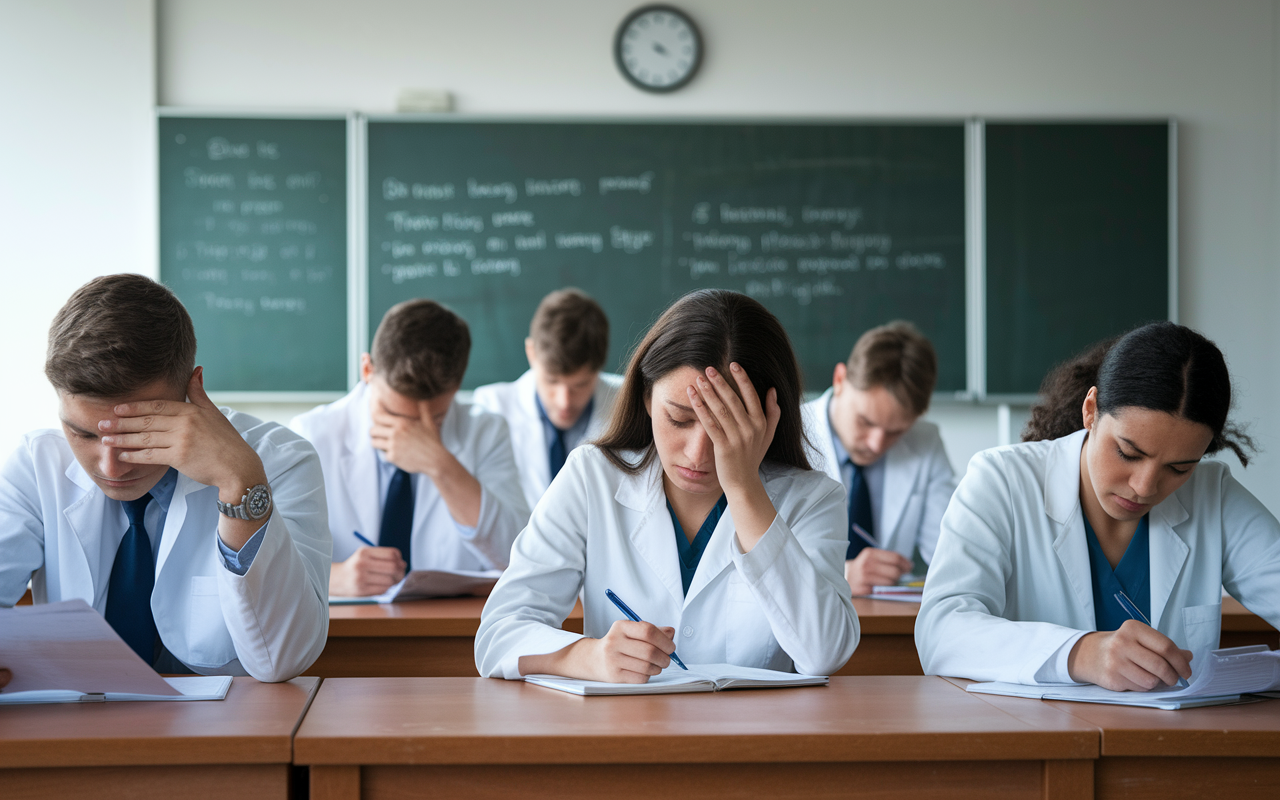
[473,288,621,512]
[292,299,529,597]
[802,322,958,596]
[0,274,331,681]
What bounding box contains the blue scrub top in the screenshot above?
[668,494,728,596]
[1083,514,1152,631]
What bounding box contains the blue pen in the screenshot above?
[353,531,377,548]
[605,588,688,670]
[1114,590,1190,689]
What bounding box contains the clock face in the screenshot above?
[615,5,703,93]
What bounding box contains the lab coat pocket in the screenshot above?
[1181,602,1222,668]
[186,575,234,666]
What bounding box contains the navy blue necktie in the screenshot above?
[845,460,876,559]
[105,494,158,664]
[379,468,415,568]
[548,427,567,480]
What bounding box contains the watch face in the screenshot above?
[245,484,272,520]
[615,5,702,92]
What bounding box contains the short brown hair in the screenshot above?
[529,288,609,375]
[46,274,197,397]
[370,299,471,399]
[845,321,937,416]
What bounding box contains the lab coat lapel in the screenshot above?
[812,390,841,481]
[343,389,382,539]
[517,371,552,493]
[879,436,919,548]
[683,506,736,608]
[1045,431,1095,621]
[1148,492,1190,630]
[615,460,684,606]
[62,460,106,603]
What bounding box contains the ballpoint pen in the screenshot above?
[849,522,877,549]
[605,589,688,670]
[1114,590,1190,689]
[353,531,377,547]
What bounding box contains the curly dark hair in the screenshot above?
[1022,322,1255,466]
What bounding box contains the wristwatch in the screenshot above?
[217,483,273,521]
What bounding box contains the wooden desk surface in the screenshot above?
[0,676,318,769]
[327,597,584,638]
[297,676,1099,800]
[0,676,318,800]
[296,675,1098,764]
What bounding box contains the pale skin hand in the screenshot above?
[99,368,269,551]
[518,620,676,682]
[329,546,407,597]
[845,548,914,596]
[1068,619,1194,691]
[370,403,482,527]
[686,363,781,553]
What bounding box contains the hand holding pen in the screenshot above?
[328,530,407,598]
[1066,594,1194,693]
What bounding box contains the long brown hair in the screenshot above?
[596,289,812,474]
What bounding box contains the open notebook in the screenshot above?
[967,645,1280,710]
[524,663,828,696]
[0,599,232,705]
[329,569,502,604]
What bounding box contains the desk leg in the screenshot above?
[1044,759,1093,800]
[312,765,360,800]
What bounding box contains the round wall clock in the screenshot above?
[614,5,704,93]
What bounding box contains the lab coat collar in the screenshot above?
[616,455,686,605]
[342,383,383,538]
[811,389,841,477]
[880,427,922,544]
[1044,430,1096,621]
[62,458,104,604]
[1149,486,1191,629]
[155,471,208,575]
[516,370,552,491]
[682,504,736,608]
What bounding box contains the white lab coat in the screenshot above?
[0,410,332,682]
[475,445,859,679]
[290,382,530,570]
[472,369,622,511]
[802,389,956,563]
[916,429,1280,684]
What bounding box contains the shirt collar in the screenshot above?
[535,391,594,438]
[146,467,179,512]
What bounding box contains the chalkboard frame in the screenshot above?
[359,112,979,400]
[153,111,1177,405]
[974,118,1177,404]
[156,108,361,403]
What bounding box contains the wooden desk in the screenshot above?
[0,676,318,800]
[295,675,1099,800]
[961,679,1280,799]
[306,595,1276,679]
[307,598,585,678]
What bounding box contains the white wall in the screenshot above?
[5,1,1278,509]
[0,0,156,451]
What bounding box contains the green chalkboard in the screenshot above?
[366,120,967,392]
[159,115,348,394]
[985,122,1171,396]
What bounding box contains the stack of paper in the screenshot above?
[329,568,502,604]
[0,600,231,705]
[967,645,1280,709]
[524,663,828,696]
[861,576,925,603]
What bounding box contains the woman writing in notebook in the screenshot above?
[917,322,1280,691]
[475,290,858,682]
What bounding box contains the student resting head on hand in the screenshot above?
[475,289,859,683]
[916,321,1279,691]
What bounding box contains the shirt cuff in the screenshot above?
[1033,630,1089,684]
[217,523,268,576]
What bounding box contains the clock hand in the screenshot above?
[652,42,668,55]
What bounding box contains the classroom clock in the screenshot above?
[614,5,703,93]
